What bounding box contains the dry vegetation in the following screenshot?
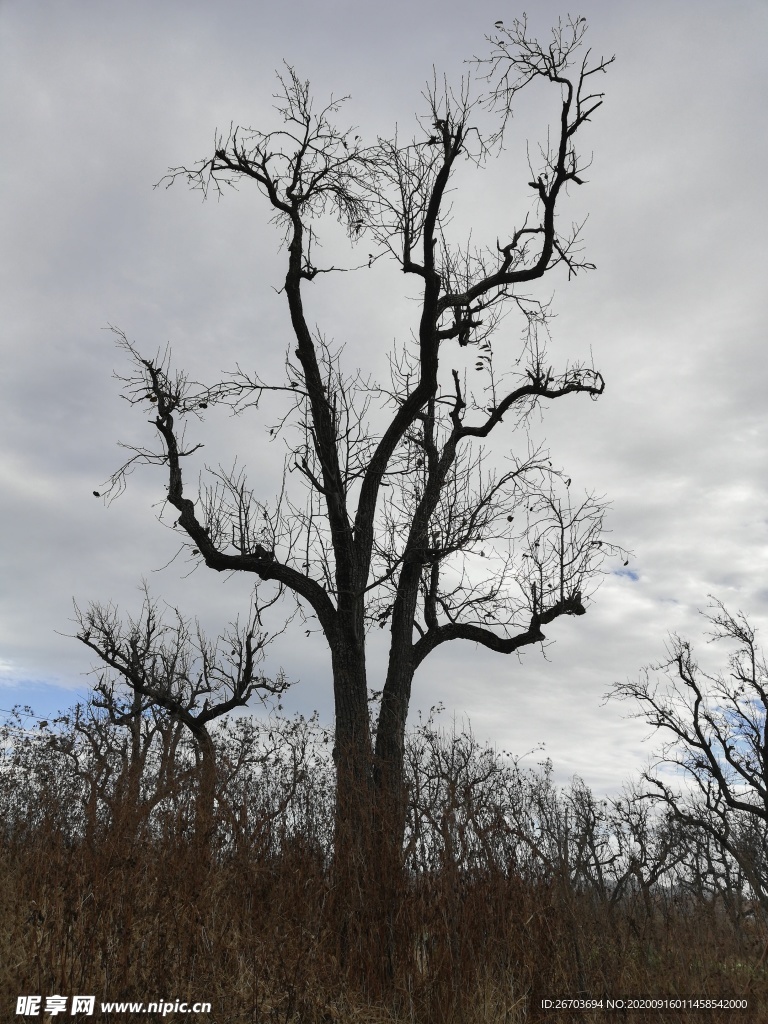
[2,705,767,1023]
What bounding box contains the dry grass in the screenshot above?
[2,820,767,1022]
[2,713,767,1022]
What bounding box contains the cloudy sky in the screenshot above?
[2,0,767,796]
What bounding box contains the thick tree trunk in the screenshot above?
[330,631,406,980]
[330,641,416,986]
[375,645,415,859]
[329,635,373,873]
[372,661,416,984]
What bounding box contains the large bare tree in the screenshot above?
[101,16,619,909]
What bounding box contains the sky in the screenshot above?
[2,0,767,797]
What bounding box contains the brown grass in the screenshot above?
[1,713,767,1022]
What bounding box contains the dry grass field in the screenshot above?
[1,710,767,1023]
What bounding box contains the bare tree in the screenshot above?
[100,16,620,916]
[611,598,768,912]
[50,694,186,840]
[606,782,687,910]
[74,585,291,844]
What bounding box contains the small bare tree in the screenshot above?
[611,599,768,912]
[75,585,291,844]
[99,16,621,930]
[49,695,186,840]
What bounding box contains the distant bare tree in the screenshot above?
[611,599,768,911]
[100,16,621,942]
[50,695,186,839]
[606,782,686,909]
[74,585,291,844]
[212,711,334,861]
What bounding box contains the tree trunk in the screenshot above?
[192,727,217,855]
[328,619,417,987]
[375,648,415,861]
[329,631,399,977]
[329,636,371,804]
